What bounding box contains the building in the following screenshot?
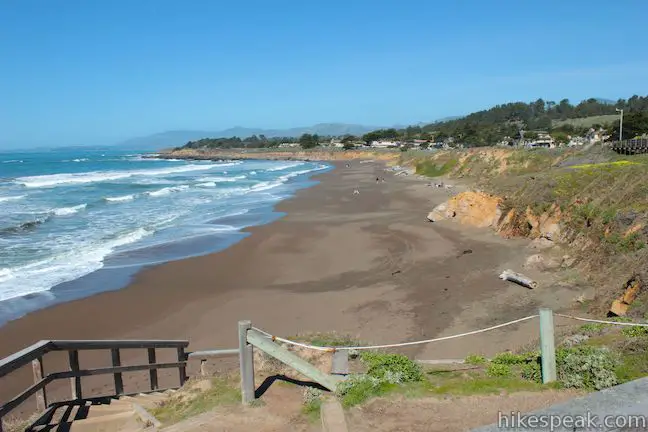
[370,140,399,148]
[278,142,300,148]
[526,132,556,149]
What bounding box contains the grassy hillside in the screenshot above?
[552,114,619,129]
[401,145,648,317]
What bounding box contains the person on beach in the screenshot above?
[376,177,379,183]
[353,188,360,194]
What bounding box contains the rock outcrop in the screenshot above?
[428,191,563,242]
[426,191,502,228]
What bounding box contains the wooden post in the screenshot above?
[247,330,339,392]
[238,320,255,404]
[111,348,124,396]
[539,308,556,383]
[200,359,207,377]
[32,357,47,411]
[68,350,82,400]
[177,347,187,387]
[148,348,158,391]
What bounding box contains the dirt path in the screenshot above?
[346,391,583,431]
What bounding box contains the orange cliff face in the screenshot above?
[427,191,563,241]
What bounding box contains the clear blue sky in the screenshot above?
[1,0,647,148]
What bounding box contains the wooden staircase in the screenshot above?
[31,390,173,432]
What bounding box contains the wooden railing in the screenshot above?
[0,339,189,431]
[610,138,648,154]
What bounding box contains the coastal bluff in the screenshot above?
[156,148,399,162]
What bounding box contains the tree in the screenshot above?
[610,112,648,140]
[341,135,357,144]
[299,133,319,149]
[342,142,355,150]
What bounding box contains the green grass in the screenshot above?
[552,114,619,128]
[426,369,551,395]
[294,332,360,347]
[301,398,322,422]
[152,378,241,425]
[464,354,487,365]
[415,158,458,177]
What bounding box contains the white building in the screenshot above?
[370,140,399,148]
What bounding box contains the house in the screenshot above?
[370,140,399,148]
[526,133,556,149]
[329,139,344,148]
[278,142,300,148]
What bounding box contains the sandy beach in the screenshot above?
[0,160,579,413]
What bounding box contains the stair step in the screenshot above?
[86,403,133,417]
[120,395,160,409]
[66,411,139,432]
[137,392,167,401]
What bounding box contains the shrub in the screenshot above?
[464,354,487,365]
[491,352,527,365]
[486,363,512,378]
[335,352,423,407]
[621,325,648,338]
[559,346,618,390]
[519,347,618,390]
[301,387,323,420]
[361,352,423,382]
[580,323,605,333]
[335,374,388,407]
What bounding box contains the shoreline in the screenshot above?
[0,161,331,327]
[0,158,575,413]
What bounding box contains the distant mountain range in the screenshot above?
[114,123,382,150]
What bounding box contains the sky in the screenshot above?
[1,0,648,148]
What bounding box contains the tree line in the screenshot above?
[178,95,648,151]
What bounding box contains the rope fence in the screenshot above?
[252,313,648,352]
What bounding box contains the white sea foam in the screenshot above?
[265,162,304,172]
[197,182,217,187]
[2,160,23,163]
[51,204,87,216]
[0,195,26,202]
[0,227,153,302]
[15,163,228,188]
[105,194,136,202]
[146,185,190,197]
[201,175,246,183]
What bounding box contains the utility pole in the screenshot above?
[616,108,624,141]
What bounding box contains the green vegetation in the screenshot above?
[294,332,360,348]
[427,370,550,395]
[335,352,423,407]
[553,114,619,129]
[415,158,458,177]
[486,363,512,377]
[301,387,323,422]
[464,354,487,365]
[175,95,648,152]
[152,378,240,425]
[298,133,320,149]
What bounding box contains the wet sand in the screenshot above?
[0,160,578,415]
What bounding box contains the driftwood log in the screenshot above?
[499,269,538,289]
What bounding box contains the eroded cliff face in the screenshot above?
[427,191,563,241]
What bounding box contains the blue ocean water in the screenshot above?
[0,149,329,323]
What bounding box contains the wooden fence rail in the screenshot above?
[0,339,189,432]
[610,138,648,154]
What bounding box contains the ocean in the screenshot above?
[0,149,330,325]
